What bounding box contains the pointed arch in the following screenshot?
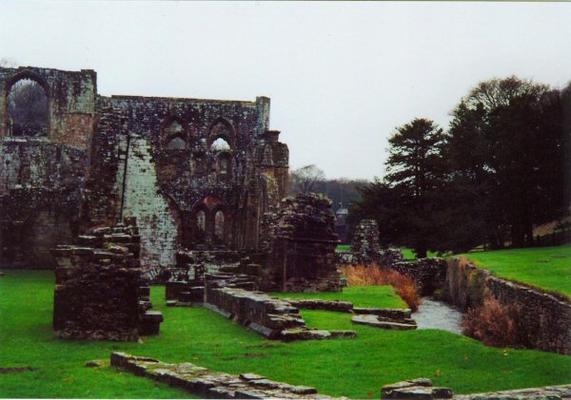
[160,115,189,150]
[207,117,235,149]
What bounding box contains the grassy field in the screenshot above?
[0,271,570,398]
[271,285,406,308]
[465,245,571,297]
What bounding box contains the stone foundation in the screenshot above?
[381,378,571,399]
[204,278,356,341]
[51,220,163,341]
[110,352,346,399]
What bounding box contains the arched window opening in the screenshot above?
[210,137,231,152]
[166,136,186,150]
[196,210,206,232]
[7,78,48,137]
[214,210,224,241]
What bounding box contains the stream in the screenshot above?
[412,297,464,335]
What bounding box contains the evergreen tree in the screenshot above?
[384,118,447,257]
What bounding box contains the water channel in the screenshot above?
[412,297,464,335]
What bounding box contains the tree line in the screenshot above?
[349,76,571,257]
[289,164,366,212]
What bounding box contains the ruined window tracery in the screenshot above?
[7,78,49,137]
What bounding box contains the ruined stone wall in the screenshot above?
[0,67,96,267]
[0,66,97,148]
[351,219,381,263]
[85,94,288,272]
[262,193,341,292]
[0,65,288,271]
[52,221,163,340]
[0,141,87,267]
[443,258,571,355]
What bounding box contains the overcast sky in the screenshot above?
[1,1,570,180]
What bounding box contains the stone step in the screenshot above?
[286,299,353,313]
[352,314,417,330]
[353,307,411,319]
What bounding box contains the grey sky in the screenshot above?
[1,1,570,180]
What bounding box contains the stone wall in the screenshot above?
[111,352,344,399]
[0,66,97,148]
[0,65,288,273]
[51,221,163,340]
[0,140,88,267]
[388,258,448,296]
[0,66,96,268]
[382,377,571,399]
[443,257,571,355]
[121,137,179,273]
[204,278,356,341]
[262,193,341,292]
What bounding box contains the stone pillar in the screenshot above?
[351,219,381,264]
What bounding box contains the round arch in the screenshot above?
[4,70,50,137]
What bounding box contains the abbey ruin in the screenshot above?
[0,66,289,276]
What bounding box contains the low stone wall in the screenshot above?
[110,352,345,399]
[381,377,571,399]
[387,258,448,296]
[443,257,571,355]
[203,274,356,341]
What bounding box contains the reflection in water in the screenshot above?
[413,297,463,335]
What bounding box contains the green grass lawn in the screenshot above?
[0,271,570,398]
[336,244,351,252]
[271,285,407,308]
[465,245,571,297]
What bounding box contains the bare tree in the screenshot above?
[290,164,326,194]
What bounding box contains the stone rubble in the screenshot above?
[110,352,347,399]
